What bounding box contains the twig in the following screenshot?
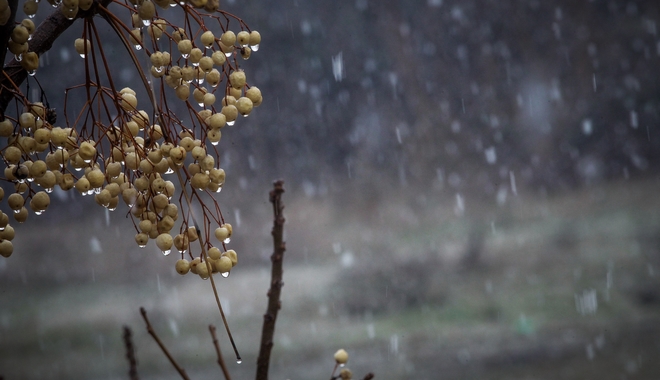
[140,307,190,380]
[123,326,139,380]
[255,180,286,380]
[209,324,232,380]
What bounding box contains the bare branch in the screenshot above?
[140,307,190,380]
[122,325,140,380]
[256,180,286,380]
[209,324,232,380]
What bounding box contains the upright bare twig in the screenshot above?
[123,326,139,380]
[140,307,190,380]
[255,180,286,380]
[209,324,232,380]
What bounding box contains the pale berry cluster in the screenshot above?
[0,0,262,279]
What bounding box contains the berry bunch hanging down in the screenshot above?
[0,0,262,282]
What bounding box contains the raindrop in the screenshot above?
[138,243,146,248]
[34,210,43,215]
[224,51,233,57]
[142,19,152,27]
[484,146,497,164]
[236,359,242,364]
[582,119,593,135]
[215,185,222,192]
[28,13,36,19]
[14,54,22,62]
[226,120,235,126]
[93,187,101,194]
[162,249,171,256]
[134,44,142,51]
[250,44,259,52]
[12,209,20,214]
[211,141,219,146]
[181,53,189,59]
[28,70,36,76]
[197,102,204,107]
[223,237,230,244]
[79,54,85,59]
[221,271,229,278]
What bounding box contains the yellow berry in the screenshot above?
[175,259,190,274]
[214,256,232,273]
[200,30,215,47]
[74,38,91,57]
[7,193,24,211]
[220,30,236,46]
[229,71,246,89]
[249,31,261,46]
[0,240,13,257]
[334,349,349,364]
[135,233,148,247]
[155,233,173,252]
[208,246,221,260]
[236,31,250,46]
[223,249,238,266]
[235,97,253,116]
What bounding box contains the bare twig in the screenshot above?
[140,307,190,380]
[255,180,286,380]
[209,324,232,380]
[123,326,140,380]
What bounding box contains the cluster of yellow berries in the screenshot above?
[0,0,262,279]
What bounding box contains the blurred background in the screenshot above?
[1,0,660,379]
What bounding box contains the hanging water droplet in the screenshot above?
[15,54,22,62]
[45,187,53,193]
[211,141,219,146]
[35,210,43,215]
[215,186,222,192]
[223,237,231,244]
[12,209,20,214]
[250,44,259,52]
[134,44,142,51]
[210,82,218,88]
[155,66,163,73]
[197,102,204,108]
[192,62,199,67]
[86,189,95,196]
[28,34,32,41]
[181,53,189,59]
[224,51,233,57]
[138,243,146,248]
[94,187,102,194]
[162,249,171,256]
[28,13,36,19]
[196,77,205,85]
[27,177,34,183]
[236,359,242,364]
[142,19,152,27]
[108,206,117,211]
[221,271,230,278]
[227,120,235,126]
[28,70,36,76]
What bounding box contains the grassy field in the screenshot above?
[1,178,660,379]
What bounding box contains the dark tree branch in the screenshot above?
[0,0,19,71]
[123,325,140,380]
[0,0,113,115]
[209,324,232,380]
[140,307,190,380]
[255,180,286,380]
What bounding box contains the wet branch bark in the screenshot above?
[255,180,286,380]
[0,0,113,116]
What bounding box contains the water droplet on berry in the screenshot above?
[138,243,146,248]
[94,187,101,194]
[79,54,86,58]
[197,102,204,108]
[224,51,233,58]
[211,141,219,146]
[28,34,32,41]
[134,44,142,51]
[227,120,235,126]
[215,186,222,192]
[236,359,242,364]
[15,54,22,62]
[223,237,231,244]
[45,188,53,193]
[29,13,36,19]
[108,206,117,211]
[142,19,152,27]
[35,210,43,215]
[196,77,205,85]
[27,178,34,183]
[28,70,36,76]
[221,271,230,278]
[12,209,20,214]
[165,168,174,174]
[181,53,189,59]
[162,249,171,256]
[192,62,199,67]
[250,44,259,52]
[154,66,163,73]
